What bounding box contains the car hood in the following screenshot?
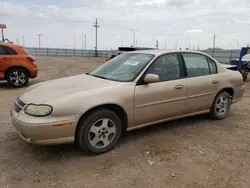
[20,74,120,104]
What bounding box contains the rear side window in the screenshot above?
[182,53,210,77]
[0,46,7,55]
[5,47,17,55]
[207,57,217,74]
[0,46,17,55]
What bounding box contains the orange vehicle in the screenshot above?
[0,42,38,87]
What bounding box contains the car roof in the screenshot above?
[0,42,23,48]
[118,47,157,51]
[127,49,210,57]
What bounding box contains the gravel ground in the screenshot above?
[0,56,250,188]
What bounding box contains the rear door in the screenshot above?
[181,52,220,113]
[0,46,11,78]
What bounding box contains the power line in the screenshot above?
[93,18,100,57]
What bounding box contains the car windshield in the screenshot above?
[90,53,154,82]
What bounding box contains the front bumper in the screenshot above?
[11,107,80,145]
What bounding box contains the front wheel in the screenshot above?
[210,91,231,120]
[6,68,29,88]
[76,109,122,155]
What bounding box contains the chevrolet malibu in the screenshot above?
[11,50,245,154]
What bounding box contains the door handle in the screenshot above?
[175,85,184,89]
[212,80,219,84]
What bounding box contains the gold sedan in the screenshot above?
[11,50,245,154]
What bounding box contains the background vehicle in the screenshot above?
[11,50,244,155]
[0,42,38,87]
[225,47,250,81]
[104,47,157,62]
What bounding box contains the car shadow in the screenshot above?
[25,113,210,161]
[0,79,44,90]
[120,113,209,144]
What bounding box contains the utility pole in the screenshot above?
[16,38,19,45]
[1,28,4,42]
[93,18,100,57]
[186,36,189,49]
[84,34,86,49]
[74,36,76,49]
[156,40,158,48]
[175,37,180,49]
[129,29,135,47]
[37,34,42,48]
[0,24,6,42]
[213,34,216,49]
[23,36,25,46]
[234,39,239,49]
[81,33,84,49]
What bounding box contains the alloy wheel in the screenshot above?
[88,118,116,149]
[9,71,27,87]
[215,95,229,116]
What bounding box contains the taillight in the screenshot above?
[26,56,36,65]
[104,57,110,62]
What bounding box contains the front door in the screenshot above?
[134,53,187,126]
[181,52,220,113]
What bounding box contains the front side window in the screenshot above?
[182,53,210,77]
[145,53,181,81]
[90,53,154,82]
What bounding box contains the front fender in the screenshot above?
[50,83,135,127]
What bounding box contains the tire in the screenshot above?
[210,91,231,120]
[6,68,29,88]
[243,75,247,82]
[76,109,122,155]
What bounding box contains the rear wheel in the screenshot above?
[210,91,231,120]
[76,109,122,155]
[6,68,29,88]
[243,75,247,82]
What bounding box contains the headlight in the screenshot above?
[25,104,53,117]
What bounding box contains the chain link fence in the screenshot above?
[25,47,240,64]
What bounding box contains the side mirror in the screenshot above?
[144,74,160,84]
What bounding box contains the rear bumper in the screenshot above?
[30,74,37,79]
[29,66,38,78]
[232,85,245,103]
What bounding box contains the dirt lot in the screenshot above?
[0,56,250,188]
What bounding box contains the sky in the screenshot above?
[0,0,250,50]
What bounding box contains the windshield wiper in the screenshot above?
[90,74,107,80]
